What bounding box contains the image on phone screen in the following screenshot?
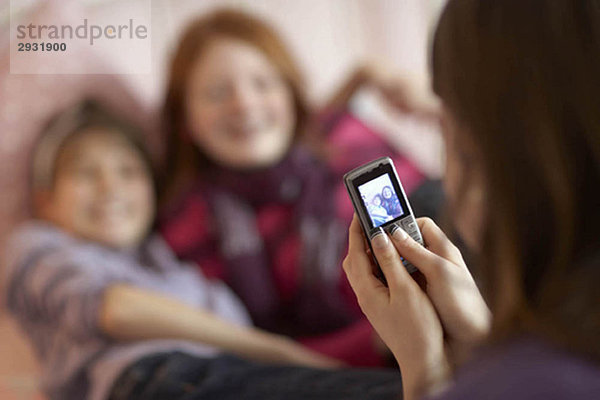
[358,174,404,228]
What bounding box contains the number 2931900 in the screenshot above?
[18,42,67,51]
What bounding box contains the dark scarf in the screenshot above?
[199,146,356,336]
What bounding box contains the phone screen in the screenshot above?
[358,173,405,228]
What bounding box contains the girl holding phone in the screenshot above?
[343,1,600,399]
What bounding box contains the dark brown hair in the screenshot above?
[162,9,310,201]
[32,99,156,198]
[432,1,600,359]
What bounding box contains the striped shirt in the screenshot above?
[2,221,251,400]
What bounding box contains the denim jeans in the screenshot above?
[107,352,402,400]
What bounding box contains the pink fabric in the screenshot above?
[298,319,384,367]
[326,112,424,195]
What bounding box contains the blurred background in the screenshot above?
[1,0,445,398]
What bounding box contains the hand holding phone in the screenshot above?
[344,157,424,279]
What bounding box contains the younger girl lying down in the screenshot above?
[2,101,402,400]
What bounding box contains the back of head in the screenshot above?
[432,0,600,358]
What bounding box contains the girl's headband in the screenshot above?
[31,102,94,191]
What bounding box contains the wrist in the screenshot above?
[399,353,452,400]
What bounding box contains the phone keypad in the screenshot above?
[400,218,423,245]
[405,221,417,232]
[385,218,423,273]
[410,230,424,245]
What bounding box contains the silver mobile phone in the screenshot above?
[344,157,424,279]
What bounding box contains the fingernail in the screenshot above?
[392,225,409,241]
[371,228,389,249]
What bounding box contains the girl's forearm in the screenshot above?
[99,284,295,363]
